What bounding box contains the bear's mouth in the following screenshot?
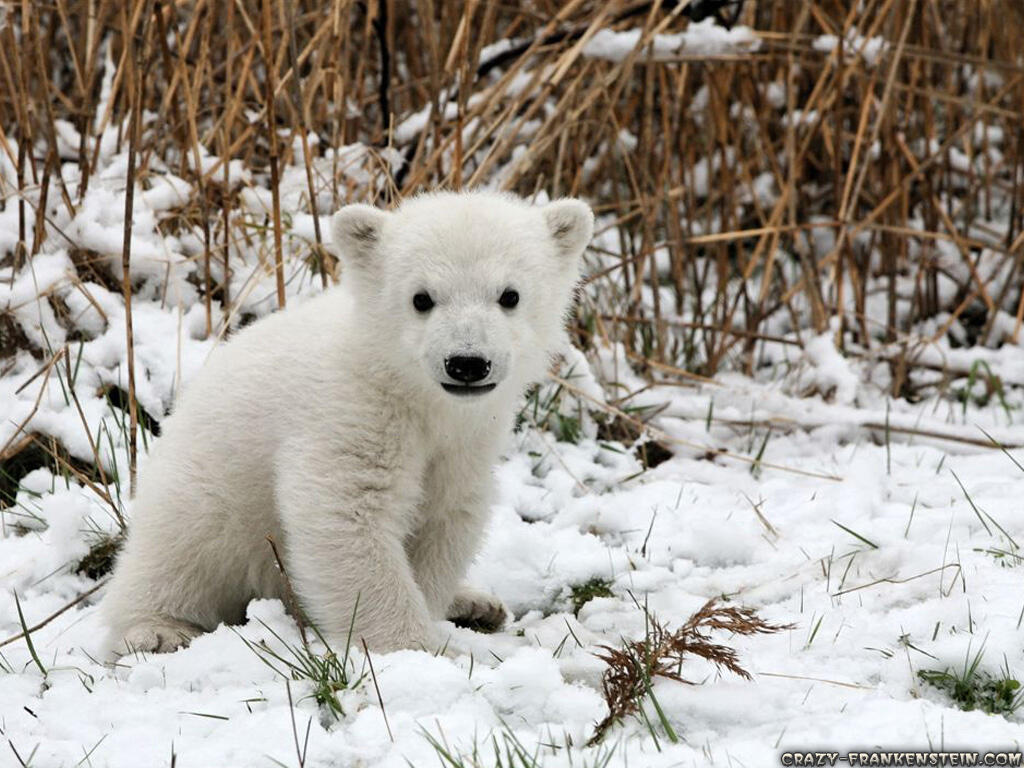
[441,382,497,397]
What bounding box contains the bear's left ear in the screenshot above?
[542,199,594,258]
[330,204,389,268]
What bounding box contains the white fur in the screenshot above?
[101,191,593,654]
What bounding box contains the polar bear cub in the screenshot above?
[101,190,593,653]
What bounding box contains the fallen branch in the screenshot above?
[550,374,843,481]
[705,414,1024,450]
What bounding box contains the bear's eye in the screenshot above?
[498,289,519,309]
[412,292,434,313]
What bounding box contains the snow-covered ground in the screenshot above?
[2,303,1024,766]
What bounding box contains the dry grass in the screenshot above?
[589,598,791,744]
[1,1,1023,474]
[1,2,1019,338]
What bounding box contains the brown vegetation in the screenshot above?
[589,598,791,744]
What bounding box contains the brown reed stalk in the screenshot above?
[119,0,154,497]
[263,0,286,308]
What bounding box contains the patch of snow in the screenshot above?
[813,27,889,67]
[583,18,760,62]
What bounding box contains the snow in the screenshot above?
[813,28,889,67]
[800,329,860,406]
[583,19,760,62]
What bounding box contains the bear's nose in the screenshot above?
[445,356,491,383]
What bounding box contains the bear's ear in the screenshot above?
[330,204,389,266]
[542,199,594,258]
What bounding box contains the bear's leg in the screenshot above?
[277,458,438,653]
[407,509,485,617]
[101,485,273,656]
[407,509,507,633]
[281,514,438,652]
[102,547,216,655]
[274,416,446,652]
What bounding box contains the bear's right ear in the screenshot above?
[330,204,389,266]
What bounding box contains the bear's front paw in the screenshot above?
[118,618,202,655]
[446,587,507,633]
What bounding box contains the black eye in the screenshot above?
[499,289,519,309]
[413,292,434,312]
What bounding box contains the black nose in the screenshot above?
[445,356,491,383]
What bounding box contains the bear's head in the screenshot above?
[330,191,592,406]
